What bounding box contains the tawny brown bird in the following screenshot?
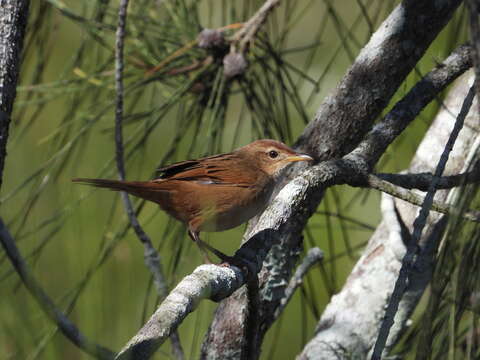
[73,139,313,263]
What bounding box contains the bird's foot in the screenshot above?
[218,255,257,282]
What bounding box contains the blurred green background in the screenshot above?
[0,1,468,359]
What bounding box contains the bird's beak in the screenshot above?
[285,154,314,162]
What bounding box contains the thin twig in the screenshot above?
[316,211,376,231]
[0,218,115,360]
[371,85,476,359]
[231,0,281,52]
[0,3,113,359]
[366,174,480,223]
[114,2,184,359]
[270,247,323,325]
[376,166,480,191]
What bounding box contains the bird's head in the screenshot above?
[237,139,314,178]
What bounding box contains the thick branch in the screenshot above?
[371,84,476,360]
[269,247,323,328]
[125,36,471,360]
[296,0,463,160]
[350,44,473,167]
[115,229,276,359]
[0,0,30,190]
[299,71,479,359]
[121,2,466,358]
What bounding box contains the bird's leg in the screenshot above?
[188,229,213,264]
[187,229,232,264]
[187,229,255,276]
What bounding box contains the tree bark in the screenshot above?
[0,0,30,189]
[201,1,463,358]
[299,71,479,359]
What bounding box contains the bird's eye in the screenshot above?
[268,150,279,159]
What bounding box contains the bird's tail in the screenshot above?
[72,178,166,202]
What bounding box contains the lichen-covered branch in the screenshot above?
[371,84,476,360]
[367,174,480,222]
[296,0,464,159]
[299,71,479,359]
[204,2,465,356]
[269,247,323,328]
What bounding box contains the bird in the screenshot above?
[72,139,313,263]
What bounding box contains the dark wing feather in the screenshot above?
[155,153,256,187]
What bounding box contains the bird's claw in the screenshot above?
[218,256,257,282]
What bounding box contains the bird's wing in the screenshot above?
[155,153,257,187]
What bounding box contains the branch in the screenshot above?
[366,174,480,223]
[376,166,480,191]
[123,46,475,355]
[371,84,476,359]
[230,0,281,52]
[121,3,467,358]
[242,276,261,360]
[115,230,276,359]
[0,3,114,359]
[115,0,168,296]
[0,0,30,190]
[296,0,464,160]
[114,3,183,358]
[467,0,480,106]
[0,218,115,360]
[219,19,467,358]
[269,247,323,327]
[350,44,473,167]
[300,72,479,359]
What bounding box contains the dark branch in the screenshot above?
[0,218,115,360]
[467,0,480,107]
[115,230,276,359]
[367,174,480,223]
[242,276,261,360]
[376,166,480,191]
[114,0,169,303]
[350,43,473,167]
[297,0,464,160]
[0,0,30,190]
[268,247,323,327]
[371,84,476,360]
[114,2,183,359]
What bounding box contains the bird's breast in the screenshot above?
[193,181,274,232]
